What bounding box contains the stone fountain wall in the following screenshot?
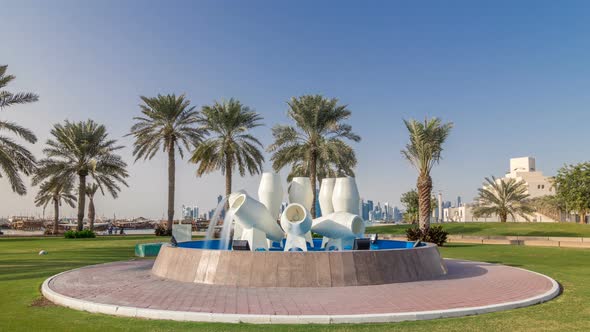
[151,243,447,287]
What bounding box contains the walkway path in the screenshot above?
[43,258,558,324]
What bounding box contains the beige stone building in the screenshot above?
[443,157,557,222]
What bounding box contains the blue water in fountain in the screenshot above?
[177,238,424,251]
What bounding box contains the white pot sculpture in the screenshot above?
[288,177,315,247]
[258,172,283,220]
[288,177,313,211]
[311,212,365,250]
[230,193,284,251]
[332,177,360,215]
[318,178,336,215]
[280,203,312,251]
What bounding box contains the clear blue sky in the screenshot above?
[2,0,590,218]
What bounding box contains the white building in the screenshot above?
[504,157,554,198]
[443,157,557,222]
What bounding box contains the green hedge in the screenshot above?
[64,229,96,239]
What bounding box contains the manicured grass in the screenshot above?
[366,222,590,237]
[1,236,590,331]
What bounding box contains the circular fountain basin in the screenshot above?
[151,239,447,287]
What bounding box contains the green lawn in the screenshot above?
[366,222,590,237]
[1,236,590,331]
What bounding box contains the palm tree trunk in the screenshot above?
[167,141,175,231]
[77,174,86,231]
[225,156,232,205]
[310,150,317,218]
[500,212,507,223]
[580,211,586,224]
[88,198,95,230]
[53,197,59,235]
[417,174,432,231]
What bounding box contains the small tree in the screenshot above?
[34,176,76,234]
[401,118,452,231]
[472,176,535,222]
[553,163,590,224]
[400,190,419,223]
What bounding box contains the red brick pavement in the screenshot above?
[47,259,554,316]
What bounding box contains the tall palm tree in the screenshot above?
[401,118,453,231]
[190,98,264,201]
[85,183,100,230]
[128,94,204,231]
[268,95,360,217]
[473,176,535,222]
[34,176,76,234]
[33,120,129,231]
[0,65,39,195]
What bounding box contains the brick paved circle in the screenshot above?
[42,259,559,324]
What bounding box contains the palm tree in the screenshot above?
[285,142,357,182]
[473,176,535,222]
[401,118,453,231]
[0,65,39,195]
[190,98,264,201]
[33,120,129,231]
[85,183,100,230]
[128,94,204,231]
[268,95,360,217]
[34,176,76,234]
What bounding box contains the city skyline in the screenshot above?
[2,1,590,218]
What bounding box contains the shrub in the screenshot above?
[406,225,448,246]
[154,224,172,236]
[64,229,96,239]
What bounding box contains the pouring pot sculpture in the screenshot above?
[258,172,283,220]
[280,203,312,251]
[228,190,247,241]
[230,193,285,251]
[318,178,336,215]
[312,212,365,250]
[332,177,360,215]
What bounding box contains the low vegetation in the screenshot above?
[63,230,96,239]
[406,225,449,246]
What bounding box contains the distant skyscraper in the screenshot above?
[367,200,374,213]
[393,206,402,221]
[361,200,370,221]
[457,196,462,207]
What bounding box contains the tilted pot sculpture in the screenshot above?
[332,177,360,215]
[280,203,312,251]
[318,178,336,215]
[230,193,285,251]
[311,212,365,250]
[258,172,283,220]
